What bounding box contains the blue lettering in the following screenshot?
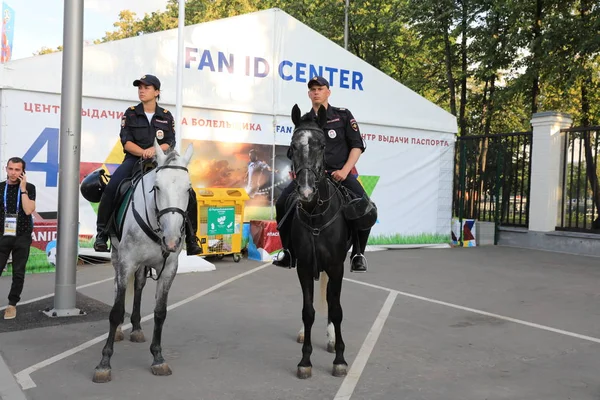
[278,60,293,81]
[286,126,292,134]
[324,67,338,87]
[22,128,59,187]
[198,50,215,72]
[295,62,307,82]
[308,65,323,80]
[185,47,197,69]
[254,57,270,78]
[339,69,350,89]
[352,71,364,91]
[218,52,234,73]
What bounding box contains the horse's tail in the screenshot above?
[315,271,328,316]
[124,272,135,313]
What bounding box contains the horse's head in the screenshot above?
[152,140,194,253]
[290,104,327,203]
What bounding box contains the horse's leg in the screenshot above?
[149,265,176,376]
[130,266,148,343]
[296,267,315,379]
[93,267,128,383]
[297,325,304,343]
[327,316,336,353]
[327,267,347,377]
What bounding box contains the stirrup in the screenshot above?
[350,253,368,272]
[273,248,294,269]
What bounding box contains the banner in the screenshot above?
[1,89,454,253]
[1,2,14,63]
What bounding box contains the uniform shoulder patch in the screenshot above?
[350,118,359,132]
[163,109,170,114]
[129,106,135,110]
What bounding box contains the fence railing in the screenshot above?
[558,126,600,232]
[454,132,532,228]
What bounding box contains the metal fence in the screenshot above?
[558,126,600,232]
[454,132,533,229]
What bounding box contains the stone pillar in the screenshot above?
[529,112,573,232]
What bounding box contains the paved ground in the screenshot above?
[1,246,600,400]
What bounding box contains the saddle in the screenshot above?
[109,160,157,241]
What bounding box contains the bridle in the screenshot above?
[150,164,189,234]
[131,162,190,280]
[285,126,348,280]
[290,127,326,184]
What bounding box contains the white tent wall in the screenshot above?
[0,8,457,246]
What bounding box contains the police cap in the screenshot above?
[133,74,161,90]
[308,76,330,89]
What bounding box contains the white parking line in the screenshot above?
[0,277,114,311]
[345,277,600,345]
[14,263,272,390]
[334,291,397,400]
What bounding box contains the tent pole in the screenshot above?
[175,0,185,154]
[344,0,349,50]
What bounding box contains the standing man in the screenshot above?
[274,76,371,272]
[0,157,36,319]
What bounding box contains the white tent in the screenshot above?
[0,8,457,254]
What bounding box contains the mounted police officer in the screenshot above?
[92,74,202,255]
[274,76,372,272]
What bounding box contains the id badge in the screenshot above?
[4,214,17,237]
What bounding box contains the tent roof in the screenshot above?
[0,8,457,134]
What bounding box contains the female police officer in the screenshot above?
[93,74,202,255]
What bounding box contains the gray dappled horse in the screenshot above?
[93,140,194,383]
[287,104,352,379]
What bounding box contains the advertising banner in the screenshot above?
[1,2,15,63]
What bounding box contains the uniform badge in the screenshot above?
[328,129,337,138]
[156,130,164,140]
[121,117,126,128]
[350,118,359,132]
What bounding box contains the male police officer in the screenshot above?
[274,76,370,272]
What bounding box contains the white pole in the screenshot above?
[175,0,185,153]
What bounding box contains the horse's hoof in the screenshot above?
[130,330,146,343]
[327,341,336,353]
[332,363,348,377]
[114,328,124,342]
[297,366,312,379]
[297,333,304,343]
[151,363,172,376]
[92,368,111,383]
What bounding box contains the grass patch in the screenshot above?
[369,233,450,245]
[244,206,276,221]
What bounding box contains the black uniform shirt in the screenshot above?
[120,103,176,159]
[309,105,365,170]
[0,181,36,236]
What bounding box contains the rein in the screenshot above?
[131,160,189,281]
[295,175,346,281]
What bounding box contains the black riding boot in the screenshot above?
[94,196,111,252]
[185,189,203,256]
[350,228,370,273]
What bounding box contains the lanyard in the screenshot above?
[4,184,21,214]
